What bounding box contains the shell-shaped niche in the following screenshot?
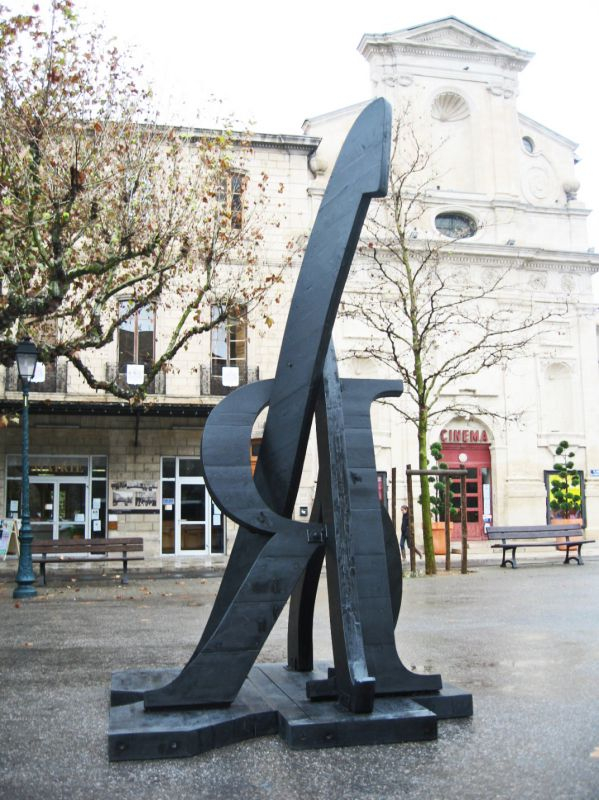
[431,92,470,122]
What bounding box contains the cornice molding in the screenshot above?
[241,133,320,154]
[519,113,578,151]
[413,193,592,219]
[383,187,591,219]
[357,238,599,274]
[364,43,529,73]
[441,249,599,274]
[179,126,320,154]
[302,100,370,132]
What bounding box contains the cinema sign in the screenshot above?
[440,428,489,444]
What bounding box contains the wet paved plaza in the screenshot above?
[1,559,598,799]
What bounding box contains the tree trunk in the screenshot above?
[418,407,436,574]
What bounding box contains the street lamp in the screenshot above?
[13,337,39,599]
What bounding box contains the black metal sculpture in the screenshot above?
[109,98,472,760]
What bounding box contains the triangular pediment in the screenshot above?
[358,17,533,68]
[406,22,498,52]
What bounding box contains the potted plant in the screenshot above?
[428,442,458,555]
[549,440,582,522]
[549,440,582,550]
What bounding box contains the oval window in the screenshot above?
[522,136,534,154]
[434,212,477,239]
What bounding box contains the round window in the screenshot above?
[434,212,477,239]
[522,136,534,154]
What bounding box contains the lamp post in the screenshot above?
[13,338,39,599]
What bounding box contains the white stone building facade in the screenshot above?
[1,17,598,568]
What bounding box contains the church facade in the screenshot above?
[302,17,599,539]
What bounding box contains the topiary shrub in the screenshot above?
[549,440,582,520]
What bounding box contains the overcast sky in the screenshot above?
[25,0,599,249]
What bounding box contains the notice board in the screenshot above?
[0,518,19,559]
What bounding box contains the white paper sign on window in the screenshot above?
[126,364,145,385]
[31,363,46,383]
[483,484,491,516]
[222,366,240,387]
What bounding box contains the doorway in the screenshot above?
[442,443,492,540]
[177,478,208,552]
[160,457,225,556]
[29,480,87,540]
[5,455,107,541]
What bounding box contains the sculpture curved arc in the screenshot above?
[200,378,325,541]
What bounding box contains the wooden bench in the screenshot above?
[31,537,144,585]
[487,525,594,568]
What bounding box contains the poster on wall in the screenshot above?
[110,481,158,511]
[0,518,20,559]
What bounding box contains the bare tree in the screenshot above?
[0,1,283,402]
[342,113,557,574]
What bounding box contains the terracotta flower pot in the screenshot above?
[550,517,582,551]
[431,521,446,555]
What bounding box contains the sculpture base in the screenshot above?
[108,663,472,761]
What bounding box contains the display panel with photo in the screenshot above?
[110,480,158,510]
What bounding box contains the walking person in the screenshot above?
[400,504,422,559]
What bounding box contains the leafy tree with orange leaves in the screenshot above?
[0,1,281,402]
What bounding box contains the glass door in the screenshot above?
[161,457,227,556]
[450,468,483,539]
[29,480,88,540]
[443,443,492,540]
[6,456,106,541]
[29,482,55,541]
[177,480,207,553]
[58,482,87,540]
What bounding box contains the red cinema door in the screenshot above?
[440,429,492,541]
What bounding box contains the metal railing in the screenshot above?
[4,362,68,393]
[200,364,259,396]
[105,363,166,395]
